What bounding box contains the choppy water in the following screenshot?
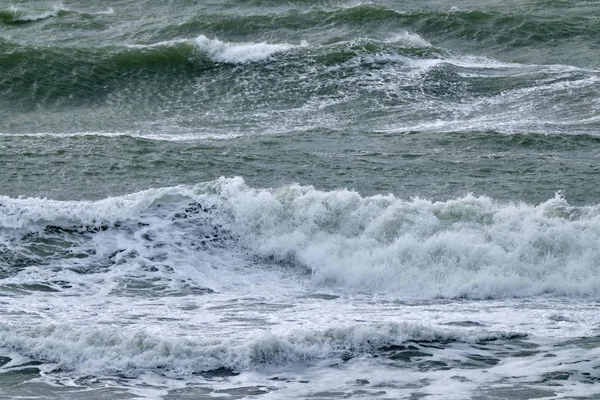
[1,1,600,399]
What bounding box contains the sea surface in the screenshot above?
[1,1,600,399]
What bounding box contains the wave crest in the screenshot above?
[0,5,66,24]
[194,35,295,63]
[203,178,600,298]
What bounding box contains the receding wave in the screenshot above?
[2,177,600,299]
[327,5,600,46]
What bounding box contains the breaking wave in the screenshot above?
[0,5,113,24]
[0,5,67,24]
[2,177,600,299]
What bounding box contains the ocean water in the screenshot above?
[1,1,600,399]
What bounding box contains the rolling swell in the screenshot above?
[0,39,205,110]
[0,34,426,113]
[1,4,598,164]
[2,4,598,63]
[316,5,600,65]
[0,33,302,112]
[2,31,596,114]
[164,5,600,50]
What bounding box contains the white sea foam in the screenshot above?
[194,35,294,63]
[2,180,600,398]
[0,321,513,376]
[94,7,114,15]
[0,186,192,229]
[200,178,600,298]
[2,178,600,299]
[387,53,597,77]
[125,35,295,64]
[385,31,432,47]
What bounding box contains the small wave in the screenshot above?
[0,5,68,24]
[0,5,115,24]
[127,35,296,63]
[0,321,518,376]
[194,35,295,63]
[385,31,432,48]
[0,186,194,229]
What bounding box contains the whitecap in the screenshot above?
[194,35,295,63]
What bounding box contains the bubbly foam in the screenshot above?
[0,186,192,229]
[125,35,295,63]
[0,321,515,376]
[2,178,600,299]
[194,35,294,63]
[386,31,432,47]
[201,178,600,298]
[127,35,296,64]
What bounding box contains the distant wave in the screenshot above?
[2,177,600,299]
[0,130,244,142]
[194,35,295,63]
[2,29,597,125]
[0,34,299,110]
[310,4,600,46]
[126,35,296,64]
[168,4,599,50]
[0,5,66,23]
[0,5,113,24]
